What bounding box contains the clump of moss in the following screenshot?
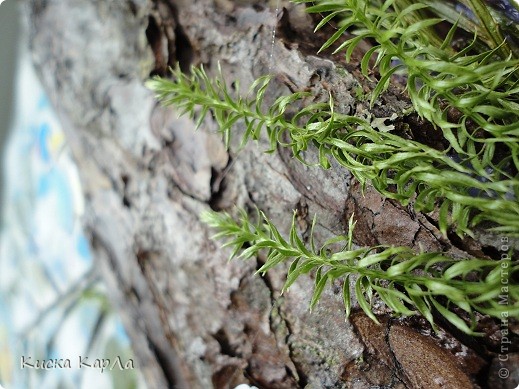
[147,0,519,333]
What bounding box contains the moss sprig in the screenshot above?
[147,65,519,236]
[295,0,519,178]
[201,208,519,334]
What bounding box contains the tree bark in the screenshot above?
[25,0,517,388]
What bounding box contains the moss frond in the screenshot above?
[201,208,519,334]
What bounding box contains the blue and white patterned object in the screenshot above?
[0,35,143,389]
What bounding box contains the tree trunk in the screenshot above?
[24,0,517,387]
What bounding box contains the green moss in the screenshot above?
[354,86,367,101]
[147,0,519,333]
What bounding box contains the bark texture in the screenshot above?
[25,0,518,388]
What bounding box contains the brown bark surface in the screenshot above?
[25,0,517,387]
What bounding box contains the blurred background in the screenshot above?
[0,1,144,388]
